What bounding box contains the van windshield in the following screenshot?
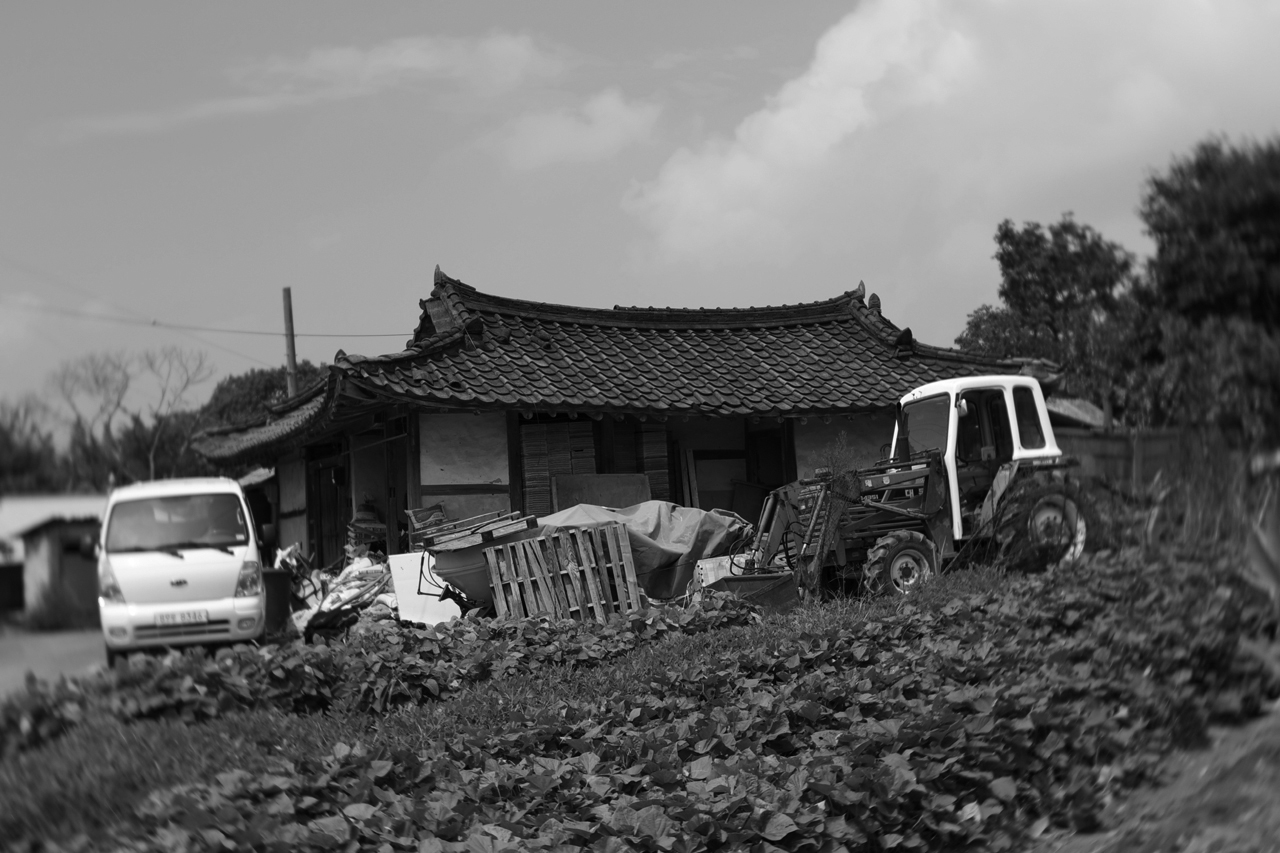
[106,493,248,553]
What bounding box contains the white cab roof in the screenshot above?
[901,375,1044,404]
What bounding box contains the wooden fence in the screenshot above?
[1055,428,1191,492]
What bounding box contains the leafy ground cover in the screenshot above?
[2,549,1276,852]
[0,592,760,758]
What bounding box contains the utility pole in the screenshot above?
[282,287,299,397]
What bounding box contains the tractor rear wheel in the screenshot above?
[865,531,937,596]
[998,480,1097,570]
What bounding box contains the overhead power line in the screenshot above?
[0,252,274,366]
[1,299,406,338]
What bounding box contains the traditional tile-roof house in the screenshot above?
[196,269,1015,566]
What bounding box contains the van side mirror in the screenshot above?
[259,523,277,551]
[79,534,98,560]
[957,398,970,417]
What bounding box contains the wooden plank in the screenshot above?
[563,531,596,622]
[489,543,512,618]
[600,524,635,613]
[684,448,700,508]
[483,546,509,618]
[554,532,586,619]
[421,511,519,545]
[517,540,545,616]
[481,517,537,541]
[574,529,609,622]
[586,528,617,614]
[428,517,537,551]
[611,525,642,612]
[497,543,524,619]
[537,537,571,618]
[525,538,563,617]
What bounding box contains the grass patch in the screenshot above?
[0,708,316,841]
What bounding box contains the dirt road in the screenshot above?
[0,628,104,697]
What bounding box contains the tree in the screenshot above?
[136,348,213,480]
[50,348,215,489]
[51,351,133,486]
[202,361,328,428]
[1136,136,1280,446]
[0,396,62,493]
[115,410,215,482]
[1141,136,1280,329]
[955,214,1135,400]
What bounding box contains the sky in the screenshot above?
[2,0,1278,411]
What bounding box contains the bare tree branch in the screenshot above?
[139,347,215,480]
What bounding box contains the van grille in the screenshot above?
[135,620,232,640]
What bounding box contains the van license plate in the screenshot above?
[156,611,208,626]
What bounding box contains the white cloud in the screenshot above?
[624,0,1280,346]
[625,0,975,265]
[60,33,564,139]
[239,33,562,97]
[496,89,661,170]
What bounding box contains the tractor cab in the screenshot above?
[891,376,1063,539]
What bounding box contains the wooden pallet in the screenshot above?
[482,523,642,622]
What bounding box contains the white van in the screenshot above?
[97,477,266,665]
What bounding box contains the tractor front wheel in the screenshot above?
[866,531,937,596]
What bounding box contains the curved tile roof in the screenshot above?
[195,268,1015,464]
[341,269,1012,417]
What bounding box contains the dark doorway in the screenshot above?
[312,456,351,568]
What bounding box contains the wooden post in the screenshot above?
[283,287,299,398]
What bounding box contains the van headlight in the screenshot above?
[99,560,126,604]
[235,560,263,597]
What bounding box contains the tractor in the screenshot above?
[746,375,1095,599]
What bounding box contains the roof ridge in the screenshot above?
[421,276,892,331]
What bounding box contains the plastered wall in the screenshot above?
[418,413,511,519]
[420,413,509,487]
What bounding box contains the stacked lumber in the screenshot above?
[521,422,598,516]
[522,426,551,516]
